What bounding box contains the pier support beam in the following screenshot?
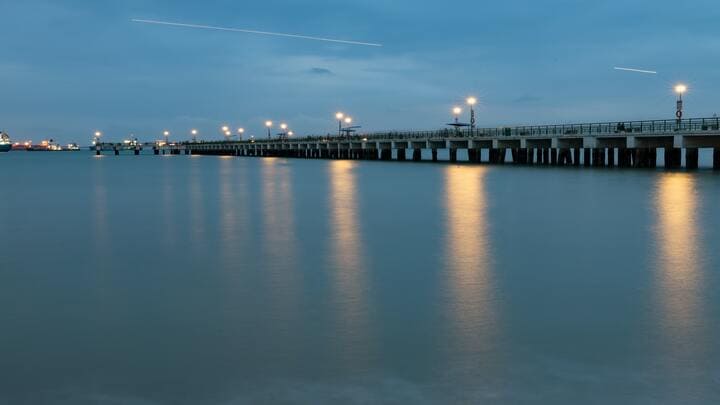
[607,148,615,167]
[413,149,422,161]
[550,148,558,165]
[397,149,406,161]
[517,148,527,164]
[449,148,458,163]
[583,149,591,167]
[665,148,681,169]
[714,148,720,170]
[542,149,549,166]
[686,148,699,170]
[468,148,478,163]
[431,149,438,162]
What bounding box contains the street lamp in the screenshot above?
[288,131,294,137]
[237,128,245,140]
[163,130,170,144]
[265,121,273,139]
[466,97,477,129]
[452,107,462,124]
[93,131,102,146]
[675,84,687,125]
[336,112,345,136]
[191,129,198,142]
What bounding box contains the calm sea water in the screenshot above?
[1,152,719,404]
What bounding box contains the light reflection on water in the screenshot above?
[443,166,497,362]
[259,158,302,335]
[653,173,707,363]
[327,160,372,364]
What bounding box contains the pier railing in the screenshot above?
[185,117,720,145]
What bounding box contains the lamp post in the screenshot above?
[237,128,245,140]
[466,97,477,129]
[675,84,687,126]
[336,112,345,137]
[191,129,198,142]
[453,107,462,124]
[163,130,170,145]
[265,121,273,139]
[343,117,353,139]
[279,123,288,141]
[93,131,102,146]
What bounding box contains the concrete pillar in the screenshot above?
[114,148,119,156]
[511,148,518,164]
[413,149,422,161]
[526,149,534,165]
[583,148,591,167]
[468,148,477,163]
[550,148,558,165]
[649,148,657,168]
[542,149,549,166]
[714,148,720,170]
[634,148,645,168]
[573,148,581,166]
[449,149,458,163]
[431,149,438,162]
[397,149,406,161]
[518,148,527,164]
[607,148,615,167]
[686,148,699,170]
[665,148,681,169]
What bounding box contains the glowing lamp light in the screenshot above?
[163,131,170,136]
[675,84,687,95]
[94,131,102,137]
[453,107,462,115]
[280,123,288,130]
[237,128,245,134]
[344,117,353,124]
[221,125,230,132]
[336,112,345,120]
[288,131,294,136]
[466,97,477,106]
[265,121,273,128]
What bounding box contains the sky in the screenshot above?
[1,0,719,144]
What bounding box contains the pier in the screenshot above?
[100,117,720,169]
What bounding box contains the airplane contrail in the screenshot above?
[131,19,383,47]
[613,67,658,74]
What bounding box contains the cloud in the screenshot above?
[512,94,543,104]
[308,67,334,76]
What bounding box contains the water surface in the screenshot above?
[1,152,719,404]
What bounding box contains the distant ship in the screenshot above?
[0,132,11,152]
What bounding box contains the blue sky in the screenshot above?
[1,0,719,143]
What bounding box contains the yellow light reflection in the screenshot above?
[328,160,371,362]
[654,173,705,356]
[444,165,496,357]
[260,158,300,331]
[218,157,243,262]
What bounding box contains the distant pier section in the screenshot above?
[96,117,720,169]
